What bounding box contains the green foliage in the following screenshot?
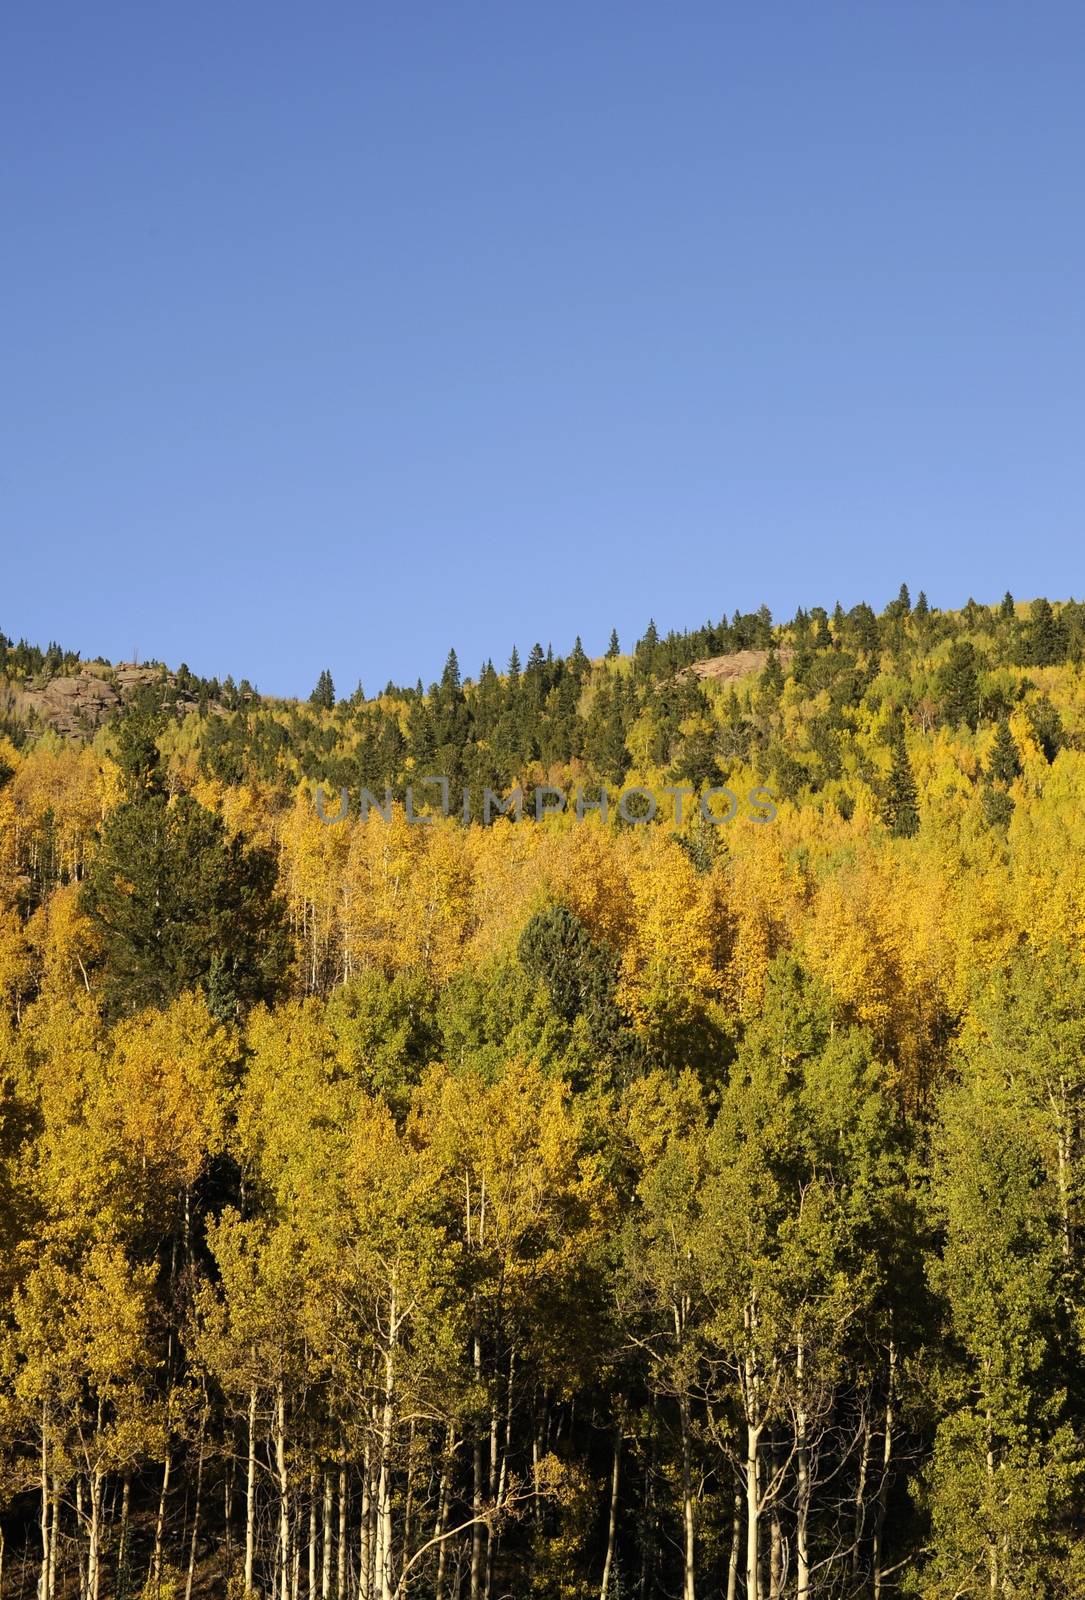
[938,640,981,730]
[518,905,634,1076]
[81,752,290,1018]
[1022,596,1067,666]
[988,718,1022,785]
[309,667,335,710]
[1026,693,1065,762]
[882,717,920,837]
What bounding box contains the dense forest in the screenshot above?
[1,587,1085,1599]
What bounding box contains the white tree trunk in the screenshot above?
[245,1385,258,1597]
[599,1432,621,1600]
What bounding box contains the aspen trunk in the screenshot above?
[152,1449,172,1591]
[483,1401,498,1600]
[76,1478,86,1600]
[470,1330,483,1600]
[184,1418,206,1600]
[275,1383,291,1600]
[745,1416,761,1600]
[852,1409,871,1578]
[322,1471,334,1600]
[337,1459,348,1600]
[245,1384,258,1597]
[118,1475,132,1600]
[225,1454,234,1579]
[872,1342,896,1600]
[88,1469,104,1600]
[599,1431,621,1600]
[769,1490,782,1600]
[359,1433,373,1600]
[725,1489,742,1600]
[37,1414,48,1600]
[309,1468,319,1599]
[48,1476,59,1600]
[377,1291,397,1600]
[434,1426,453,1600]
[678,1391,696,1600]
[404,1420,416,1591]
[796,1341,810,1600]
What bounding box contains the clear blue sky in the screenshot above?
[3,3,1083,697]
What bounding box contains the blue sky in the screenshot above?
[3,3,1083,697]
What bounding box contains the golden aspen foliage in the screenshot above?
[616,830,723,1044]
[803,865,897,1042]
[103,991,236,1198]
[24,880,99,1002]
[277,787,353,993]
[0,909,30,1019]
[721,831,803,1019]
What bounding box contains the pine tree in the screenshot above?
[938,642,981,730]
[846,603,880,657]
[1025,597,1066,666]
[82,739,290,1017]
[1025,694,1064,762]
[759,648,784,695]
[606,628,620,659]
[987,719,1022,785]
[882,717,919,837]
[309,669,335,710]
[981,781,1015,830]
[1000,590,1015,620]
[914,590,930,622]
[440,648,461,695]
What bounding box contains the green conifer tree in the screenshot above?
[882,717,920,837]
[987,719,1022,785]
[759,648,784,695]
[938,642,981,730]
[309,669,335,710]
[1026,598,1066,666]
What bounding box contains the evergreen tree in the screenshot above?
[759,648,784,695]
[1000,589,1016,620]
[606,628,620,659]
[1025,694,1064,762]
[981,781,1015,830]
[1025,597,1066,666]
[987,719,1022,785]
[938,641,981,730]
[441,647,461,695]
[82,740,290,1018]
[845,602,879,656]
[568,635,589,676]
[309,668,335,710]
[882,716,920,837]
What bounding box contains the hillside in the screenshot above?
[1,588,1085,1599]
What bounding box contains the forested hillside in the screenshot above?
[2,588,1085,1599]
